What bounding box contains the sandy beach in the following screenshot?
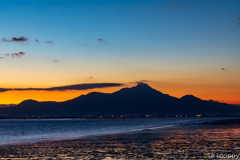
[1,118,240,159]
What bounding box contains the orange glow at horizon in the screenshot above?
[0,86,126,104]
[147,81,240,105]
[0,82,239,105]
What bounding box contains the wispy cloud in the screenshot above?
[45,40,54,44]
[1,38,11,42]
[11,52,25,58]
[0,104,17,108]
[221,68,228,71]
[1,37,28,42]
[97,38,110,43]
[0,52,25,58]
[130,80,150,84]
[0,83,124,93]
[97,38,104,42]
[53,59,59,62]
[1,37,55,44]
[0,57,4,59]
[97,38,109,42]
[81,43,88,46]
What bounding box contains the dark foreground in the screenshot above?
[1,118,240,159]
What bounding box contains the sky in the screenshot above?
[0,0,240,105]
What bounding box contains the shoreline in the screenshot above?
[0,123,176,147]
[1,117,240,159]
[0,117,236,147]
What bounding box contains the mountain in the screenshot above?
[0,83,239,117]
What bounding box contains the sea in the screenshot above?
[0,117,235,145]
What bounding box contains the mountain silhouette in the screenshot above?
[0,83,239,117]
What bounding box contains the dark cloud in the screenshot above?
[238,22,240,26]
[90,76,93,79]
[53,59,59,62]
[237,18,240,20]
[0,104,16,108]
[0,57,4,59]
[208,99,218,102]
[12,37,28,42]
[35,39,39,43]
[82,43,88,46]
[1,37,28,42]
[97,38,110,43]
[0,83,124,93]
[0,52,25,58]
[170,5,178,8]
[221,68,227,71]
[45,40,54,44]
[0,88,8,92]
[130,80,150,84]
[97,38,105,42]
[12,52,25,58]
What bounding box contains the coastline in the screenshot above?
[0,117,227,146]
[0,117,218,146]
[1,118,240,159]
[0,123,176,148]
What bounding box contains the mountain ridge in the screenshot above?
[0,83,239,117]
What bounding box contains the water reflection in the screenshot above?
[1,118,240,159]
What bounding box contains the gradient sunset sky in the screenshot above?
[0,0,240,105]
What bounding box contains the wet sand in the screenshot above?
[1,118,240,159]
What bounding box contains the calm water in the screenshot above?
[0,117,231,145]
